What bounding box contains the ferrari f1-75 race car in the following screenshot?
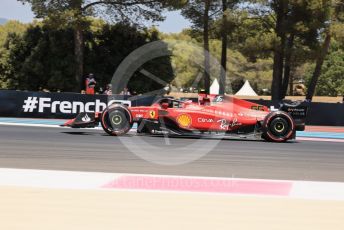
[63,94,308,142]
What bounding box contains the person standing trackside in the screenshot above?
[85,73,97,95]
[104,84,112,95]
[120,87,131,95]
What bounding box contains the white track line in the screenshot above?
[290,181,344,200]
[0,168,119,189]
[1,168,344,201]
[0,122,66,128]
[0,122,104,130]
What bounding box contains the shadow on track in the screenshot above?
[61,131,95,135]
[61,130,296,144]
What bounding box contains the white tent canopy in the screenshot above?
[210,78,220,94]
[235,80,258,96]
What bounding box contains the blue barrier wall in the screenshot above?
[0,90,343,125]
[0,90,160,119]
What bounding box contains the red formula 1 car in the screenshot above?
[63,94,308,142]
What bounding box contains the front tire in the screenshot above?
[262,111,295,142]
[101,105,133,136]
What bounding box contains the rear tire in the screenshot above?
[101,105,133,136]
[262,111,295,142]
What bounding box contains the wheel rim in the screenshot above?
[111,115,122,125]
[274,122,285,132]
[108,110,128,131]
[269,117,289,137]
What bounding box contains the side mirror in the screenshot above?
[161,102,169,109]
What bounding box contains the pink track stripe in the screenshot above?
[297,137,344,143]
[102,175,293,196]
[306,126,344,132]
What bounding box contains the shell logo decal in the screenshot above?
[176,114,192,128]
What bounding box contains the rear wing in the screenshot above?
[279,100,309,131]
[280,100,309,118]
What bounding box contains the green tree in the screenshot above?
[1,20,174,93]
[211,9,274,61]
[162,32,204,88]
[0,20,28,46]
[305,44,344,96]
[244,0,331,100]
[306,0,344,100]
[19,0,185,92]
[4,25,76,91]
[162,31,273,93]
[0,21,29,88]
[181,0,220,93]
[85,24,174,94]
[219,0,241,94]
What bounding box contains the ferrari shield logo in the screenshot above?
[149,110,156,118]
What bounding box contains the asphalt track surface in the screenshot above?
[1,125,344,182]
